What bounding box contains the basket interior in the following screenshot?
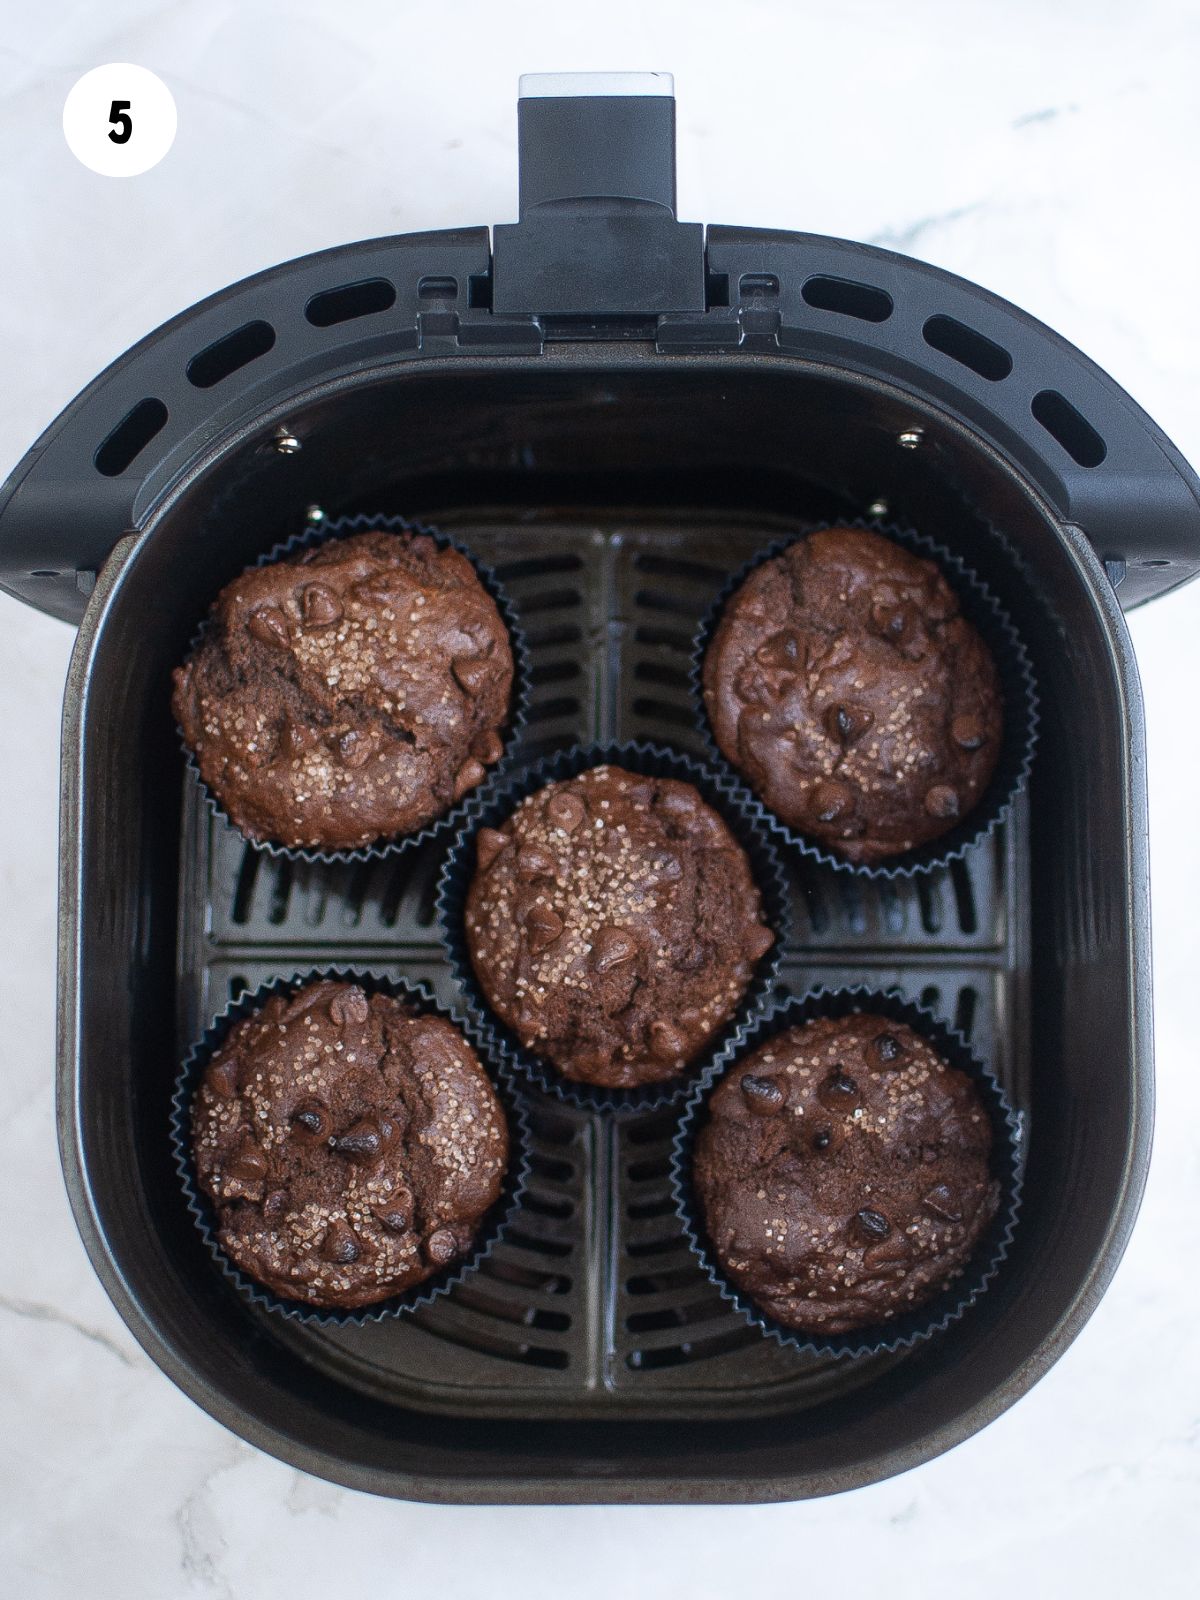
[65,352,1141,1498]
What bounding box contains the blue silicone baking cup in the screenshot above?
[170,968,531,1327]
[671,985,1023,1359]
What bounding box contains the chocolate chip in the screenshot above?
[872,1031,903,1065]
[328,986,370,1028]
[228,1137,267,1181]
[424,1228,459,1266]
[330,1119,383,1162]
[516,842,557,881]
[864,1235,910,1272]
[825,703,873,745]
[223,1137,267,1202]
[525,901,564,952]
[291,1100,329,1141]
[279,717,316,758]
[648,1020,686,1062]
[452,758,487,802]
[373,1206,410,1235]
[754,629,802,670]
[854,1207,892,1242]
[951,713,987,752]
[320,1220,360,1264]
[263,1188,289,1220]
[546,790,586,833]
[476,827,508,871]
[247,605,290,649]
[818,1065,860,1110]
[812,1127,834,1151]
[336,728,373,768]
[740,1074,786,1116]
[206,1057,239,1099]
[645,850,683,884]
[372,1187,414,1234]
[924,784,960,819]
[810,780,854,825]
[470,729,504,765]
[922,1184,963,1222]
[299,583,342,627]
[591,925,637,974]
[452,655,494,697]
[870,599,911,643]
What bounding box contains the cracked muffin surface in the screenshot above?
[191,979,509,1309]
[173,530,513,851]
[463,765,775,1089]
[702,527,1002,863]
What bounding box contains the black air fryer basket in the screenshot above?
[2,73,1197,1503]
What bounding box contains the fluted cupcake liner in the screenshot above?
[170,968,531,1327]
[671,986,1022,1360]
[689,519,1040,879]
[435,740,793,1114]
[177,512,532,865]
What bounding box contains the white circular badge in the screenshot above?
[63,64,177,177]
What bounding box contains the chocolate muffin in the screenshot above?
[702,527,1003,863]
[173,530,514,851]
[190,979,509,1310]
[692,1013,999,1334]
[463,765,775,1090]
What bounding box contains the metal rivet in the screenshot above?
[305,504,326,525]
[273,426,302,455]
[897,428,924,450]
[867,498,889,518]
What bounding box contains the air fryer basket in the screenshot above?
[5,75,1199,1502]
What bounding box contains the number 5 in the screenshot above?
[108,100,132,145]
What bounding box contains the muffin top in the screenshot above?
[463,765,775,1090]
[702,527,1003,863]
[693,1013,999,1334]
[173,530,513,851]
[191,980,509,1309]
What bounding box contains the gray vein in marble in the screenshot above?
[889,1499,920,1525]
[866,203,982,251]
[176,1443,254,1598]
[1012,105,1078,128]
[286,1468,344,1520]
[0,1293,139,1368]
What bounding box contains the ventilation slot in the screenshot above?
[418,275,458,300]
[950,857,979,934]
[739,273,779,297]
[801,275,893,322]
[494,553,584,582]
[633,661,691,692]
[631,697,696,732]
[186,320,276,389]
[626,1327,759,1370]
[517,587,581,616]
[705,269,730,309]
[1031,390,1107,466]
[304,277,397,328]
[633,552,727,584]
[922,315,1012,381]
[633,622,692,653]
[94,398,168,477]
[954,985,979,1040]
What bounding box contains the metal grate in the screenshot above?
[177,510,1029,1417]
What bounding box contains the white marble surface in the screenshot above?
[2,2,1199,1593]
